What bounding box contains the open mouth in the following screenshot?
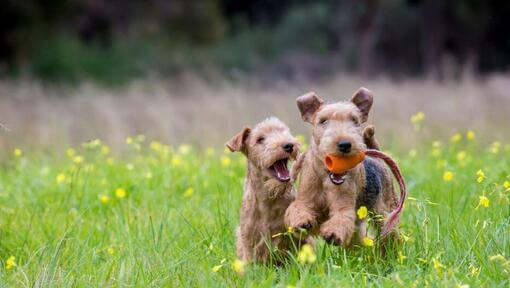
[269,158,290,182]
[328,172,346,185]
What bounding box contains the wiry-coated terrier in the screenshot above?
[285,87,399,247]
[227,117,299,262]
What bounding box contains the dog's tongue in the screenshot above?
[329,172,346,185]
[273,160,290,182]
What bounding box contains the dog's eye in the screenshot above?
[350,116,360,125]
[319,118,328,125]
[256,137,265,144]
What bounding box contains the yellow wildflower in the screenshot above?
[363,237,374,247]
[432,141,442,148]
[171,156,182,167]
[66,148,76,157]
[5,256,16,269]
[466,130,476,140]
[476,169,486,183]
[400,232,412,242]
[432,257,445,276]
[107,157,115,166]
[357,206,368,220]
[398,251,407,264]
[431,148,441,157]
[297,244,316,264]
[150,141,162,151]
[101,145,110,155]
[212,265,222,273]
[408,149,417,158]
[212,258,227,273]
[13,148,22,157]
[84,164,95,172]
[443,171,454,182]
[56,173,66,184]
[178,144,191,155]
[184,187,194,197]
[450,133,462,143]
[221,156,231,167]
[456,151,467,162]
[126,137,133,145]
[476,195,490,209]
[410,112,425,130]
[99,195,110,204]
[107,247,115,255]
[490,141,501,154]
[469,264,479,278]
[503,181,510,190]
[232,259,247,275]
[115,188,126,199]
[73,156,84,164]
[287,226,295,234]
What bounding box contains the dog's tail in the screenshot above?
[363,125,380,150]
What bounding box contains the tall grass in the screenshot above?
[0,130,509,286]
[1,75,509,154]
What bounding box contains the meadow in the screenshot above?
[0,125,509,287]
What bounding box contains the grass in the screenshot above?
[0,131,509,287]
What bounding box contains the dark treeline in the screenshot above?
[1,0,509,83]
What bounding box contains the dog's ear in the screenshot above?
[350,87,373,123]
[226,127,251,153]
[297,92,324,123]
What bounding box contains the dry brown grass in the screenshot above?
[1,74,509,151]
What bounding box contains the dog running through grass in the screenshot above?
[226,117,300,262]
[285,88,400,248]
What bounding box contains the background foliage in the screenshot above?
[1,0,510,84]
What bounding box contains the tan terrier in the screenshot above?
[285,87,399,247]
[226,117,299,262]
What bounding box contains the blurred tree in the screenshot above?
[450,0,490,78]
[419,0,446,81]
[1,0,510,82]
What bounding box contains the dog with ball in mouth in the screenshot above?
[285,88,406,248]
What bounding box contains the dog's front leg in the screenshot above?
[320,192,357,247]
[285,199,318,231]
[285,165,322,231]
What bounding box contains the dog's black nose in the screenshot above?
[282,143,294,153]
[337,141,352,153]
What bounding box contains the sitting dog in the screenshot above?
[285,87,399,247]
[227,117,299,262]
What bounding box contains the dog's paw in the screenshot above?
[288,214,314,231]
[296,220,313,231]
[285,205,316,232]
[320,220,354,247]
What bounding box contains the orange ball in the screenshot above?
[324,152,366,174]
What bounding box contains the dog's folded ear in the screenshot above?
[350,87,373,123]
[297,92,324,123]
[226,127,251,153]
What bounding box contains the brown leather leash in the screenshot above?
[364,149,407,238]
